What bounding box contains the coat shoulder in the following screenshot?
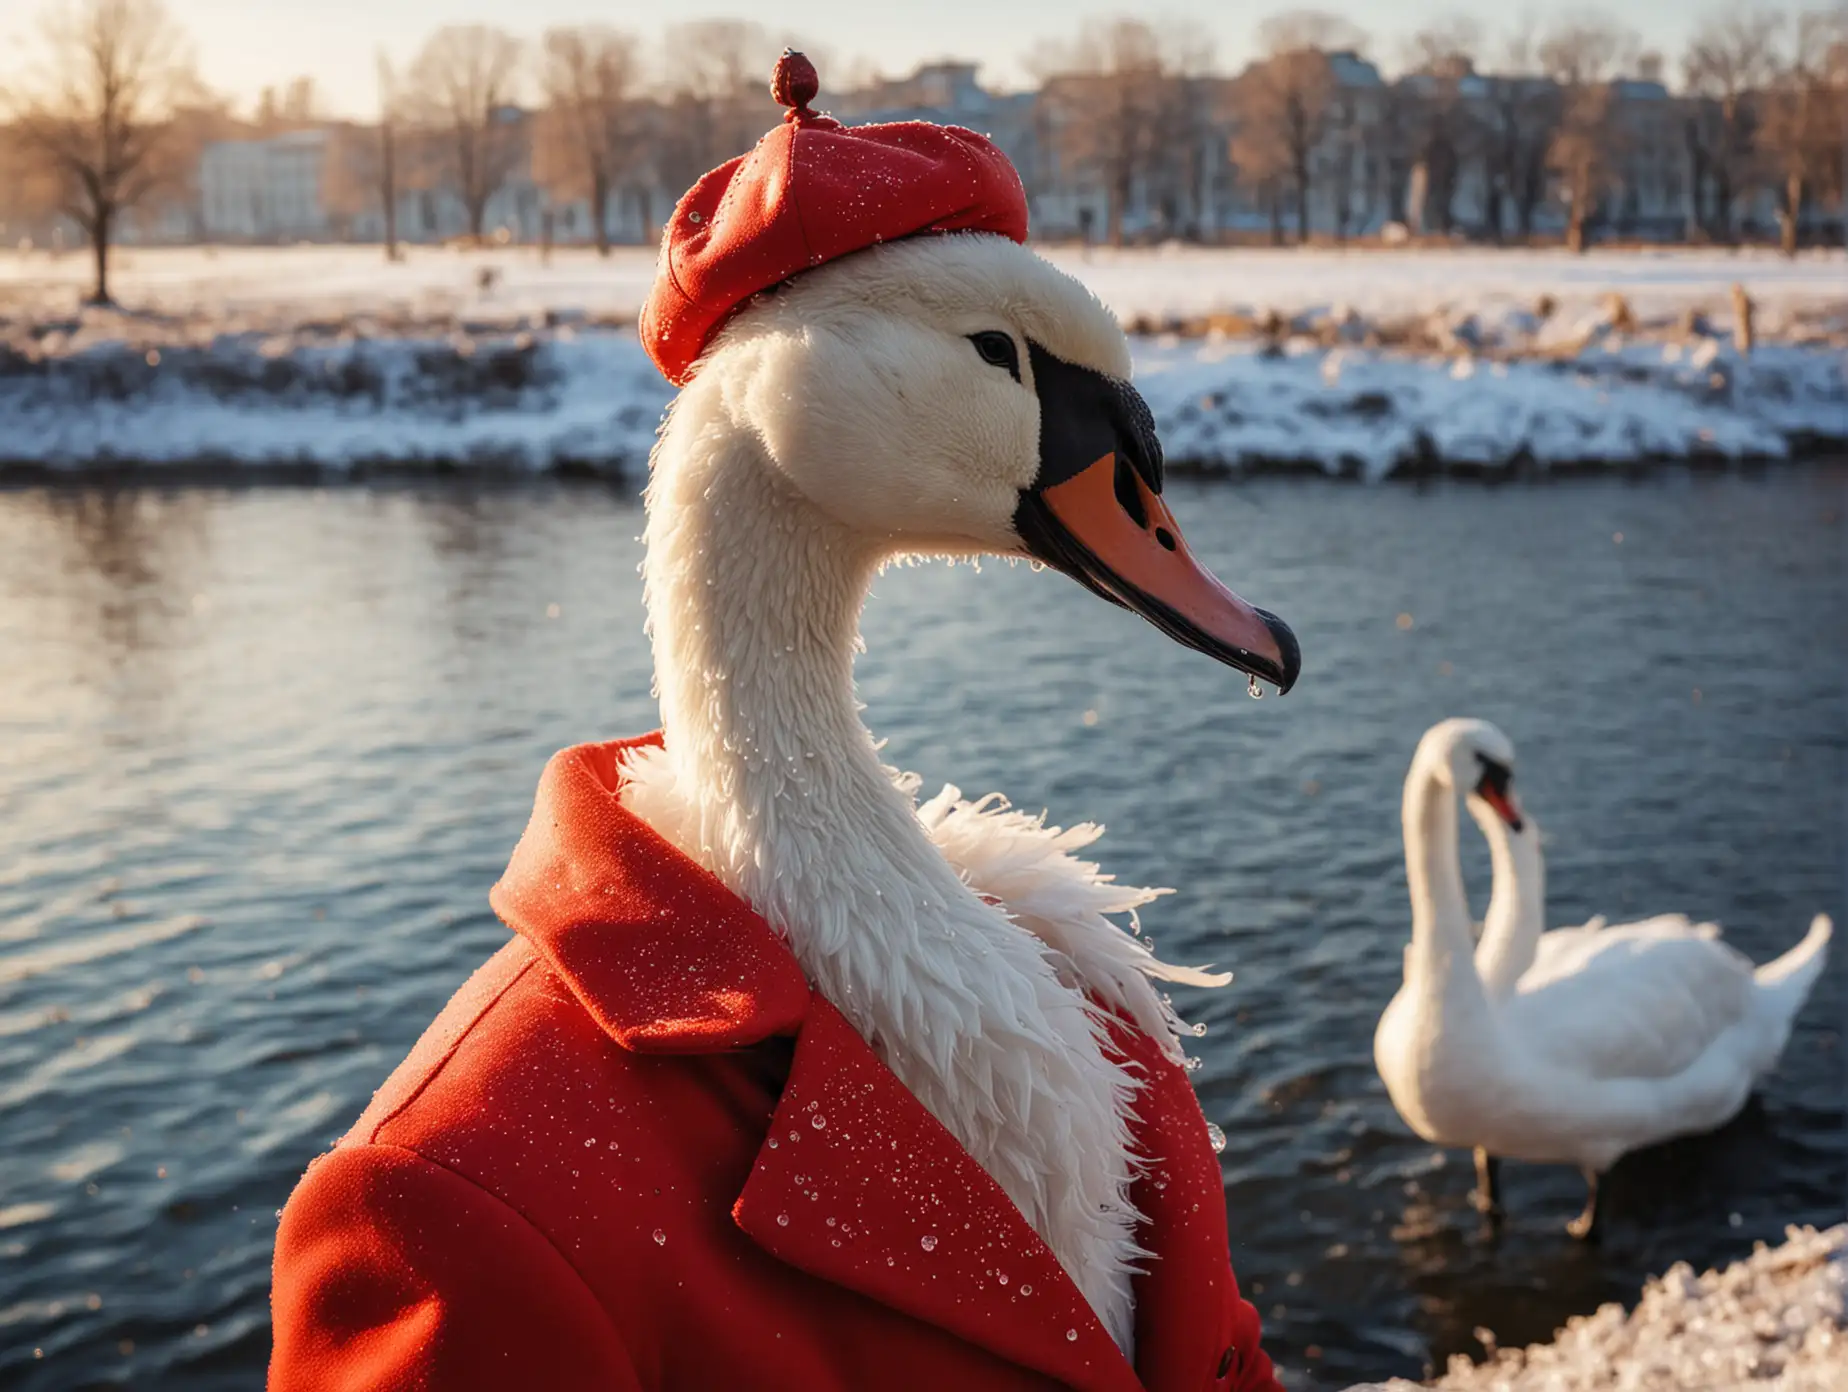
[342,936,549,1148]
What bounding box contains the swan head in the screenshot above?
[1414,718,1524,831]
[686,233,1300,694]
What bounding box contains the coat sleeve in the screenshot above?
[1226,1273,1283,1392]
[270,1143,641,1392]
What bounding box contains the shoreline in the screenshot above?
[4,445,1845,490]
[4,327,1842,483]
[1351,1224,1848,1391]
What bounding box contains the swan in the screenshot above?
[1374,718,1831,1239]
[617,230,1299,1352]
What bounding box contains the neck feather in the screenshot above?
[632,405,1143,1352]
[1476,812,1545,995]
[1402,761,1490,1018]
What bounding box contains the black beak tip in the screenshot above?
[1256,608,1301,696]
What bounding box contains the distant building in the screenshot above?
[201,130,333,240]
[55,53,1832,253]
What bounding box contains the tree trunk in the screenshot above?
[90,207,112,305]
[1780,173,1802,257]
[1567,198,1587,255]
[1268,187,1283,247]
[592,171,611,257]
[1294,173,1309,246]
[381,120,400,262]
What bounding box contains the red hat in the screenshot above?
[639,50,1030,385]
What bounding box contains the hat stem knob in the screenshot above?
[771,49,821,123]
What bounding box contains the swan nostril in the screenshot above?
[1155,527,1175,551]
[1113,456,1148,529]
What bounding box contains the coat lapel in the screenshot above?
[498,736,1239,1391]
[734,994,1144,1392]
[1113,1019,1242,1392]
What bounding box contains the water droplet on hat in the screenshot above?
[777,1212,789,1227]
[811,1114,826,1129]
[652,1228,666,1245]
[1206,1122,1227,1154]
[1066,1329,1078,1342]
[920,1234,938,1252]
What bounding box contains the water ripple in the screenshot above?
[0,473,1840,1389]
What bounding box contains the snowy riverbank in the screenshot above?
[2,245,1844,479]
[1353,1225,1847,1392]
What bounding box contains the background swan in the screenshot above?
[1375,718,1831,1239]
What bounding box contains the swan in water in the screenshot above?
[1375,718,1831,1238]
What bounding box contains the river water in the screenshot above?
[1,470,1842,1390]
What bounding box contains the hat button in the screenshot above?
[770,49,820,122]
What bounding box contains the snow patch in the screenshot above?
[1351,1225,1848,1391]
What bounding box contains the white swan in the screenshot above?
[617,232,1299,1349]
[1374,718,1831,1238]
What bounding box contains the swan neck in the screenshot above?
[639,404,979,962]
[1479,812,1545,987]
[643,410,892,850]
[1402,761,1488,1003]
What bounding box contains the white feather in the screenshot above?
[913,780,1230,1061]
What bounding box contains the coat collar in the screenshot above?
[489,734,810,1051]
[491,737,1237,1392]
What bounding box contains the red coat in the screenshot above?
[270,736,1282,1392]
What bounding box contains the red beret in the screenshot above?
[640,50,1030,385]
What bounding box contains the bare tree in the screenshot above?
[1539,17,1640,252]
[8,0,195,303]
[1232,11,1366,244]
[654,20,780,201]
[1143,24,1217,240]
[1760,7,1848,255]
[325,54,403,255]
[377,55,400,259]
[1681,9,1783,240]
[1481,24,1561,241]
[405,24,524,242]
[1034,19,1191,246]
[536,26,639,255]
[1400,17,1483,235]
[254,75,319,133]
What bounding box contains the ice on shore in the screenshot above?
[1351,1225,1847,1392]
[2,246,1843,478]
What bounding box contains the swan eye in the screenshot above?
[968,331,1021,381]
[1474,753,1513,795]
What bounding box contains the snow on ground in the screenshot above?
[1351,1225,1847,1392]
[2,245,1844,478]
[5,243,1846,338]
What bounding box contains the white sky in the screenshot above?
[5,0,1711,118]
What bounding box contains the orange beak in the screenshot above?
[1014,342,1299,693]
[1476,783,1525,831]
[1018,454,1299,692]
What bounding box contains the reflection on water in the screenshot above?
[0,471,1842,1389]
